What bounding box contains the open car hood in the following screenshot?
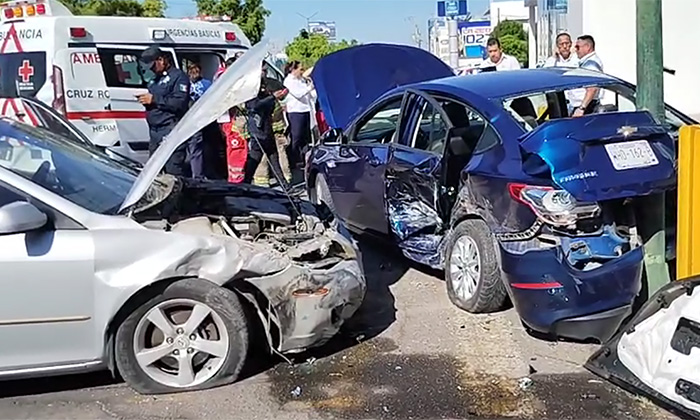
[519,111,676,203]
[118,40,269,213]
[310,43,454,130]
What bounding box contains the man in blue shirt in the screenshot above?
[137,46,190,175]
[187,63,212,178]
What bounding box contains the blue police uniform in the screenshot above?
[187,77,212,178]
[141,48,190,176]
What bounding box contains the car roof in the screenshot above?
[418,67,624,100]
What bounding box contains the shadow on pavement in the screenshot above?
[0,371,118,399]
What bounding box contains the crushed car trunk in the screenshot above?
[585,277,700,419]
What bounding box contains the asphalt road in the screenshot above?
[0,240,678,420]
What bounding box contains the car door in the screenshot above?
[384,90,453,267]
[0,179,97,371]
[322,95,403,235]
[96,45,179,162]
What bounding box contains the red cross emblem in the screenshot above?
[18,60,33,83]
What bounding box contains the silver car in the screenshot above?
[0,42,365,394]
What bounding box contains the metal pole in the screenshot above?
[448,17,459,69]
[636,0,670,297]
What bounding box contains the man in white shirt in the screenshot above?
[479,38,521,71]
[543,32,583,113]
[572,34,605,117]
[543,32,579,68]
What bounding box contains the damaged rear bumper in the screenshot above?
[500,236,643,342]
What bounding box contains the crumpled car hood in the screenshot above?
[519,111,676,202]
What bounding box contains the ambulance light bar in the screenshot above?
[2,1,46,19]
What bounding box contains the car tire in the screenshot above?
[444,219,507,313]
[115,278,249,394]
[314,174,336,214]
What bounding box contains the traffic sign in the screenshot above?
[437,0,467,18]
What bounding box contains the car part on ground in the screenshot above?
[586,277,700,419]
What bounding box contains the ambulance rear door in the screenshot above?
[95,44,178,163]
[54,48,116,148]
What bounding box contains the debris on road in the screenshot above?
[518,377,533,390]
[290,386,302,398]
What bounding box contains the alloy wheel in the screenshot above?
[449,235,481,302]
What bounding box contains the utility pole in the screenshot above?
[636,0,670,297]
[297,11,318,32]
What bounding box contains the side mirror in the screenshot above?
[321,128,345,145]
[0,201,47,235]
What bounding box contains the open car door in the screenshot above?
[385,89,462,268]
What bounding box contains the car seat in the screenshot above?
[510,97,538,128]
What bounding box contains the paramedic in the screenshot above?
[187,63,212,178]
[137,46,191,175]
[243,75,289,188]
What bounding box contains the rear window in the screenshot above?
[0,52,47,97]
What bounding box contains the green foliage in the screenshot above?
[285,30,359,68]
[142,0,166,17]
[58,0,166,17]
[491,20,528,67]
[195,0,270,44]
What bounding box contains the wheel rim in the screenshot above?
[449,235,481,302]
[133,298,230,388]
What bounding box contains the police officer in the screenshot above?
[136,46,191,175]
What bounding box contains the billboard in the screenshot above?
[308,21,336,41]
[458,20,491,59]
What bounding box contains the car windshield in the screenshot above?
[0,119,165,215]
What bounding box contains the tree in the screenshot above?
[196,0,270,44]
[58,0,166,17]
[491,19,528,67]
[142,0,166,17]
[285,30,359,68]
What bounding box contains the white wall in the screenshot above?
[566,0,700,118]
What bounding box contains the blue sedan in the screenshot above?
[305,44,690,342]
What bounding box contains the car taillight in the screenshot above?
[225,31,236,41]
[3,8,12,18]
[52,65,66,115]
[36,3,45,14]
[70,27,86,37]
[508,183,600,227]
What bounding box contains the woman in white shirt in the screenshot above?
[283,61,314,169]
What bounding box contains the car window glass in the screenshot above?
[0,120,149,215]
[410,101,448,154]
[352,97,403,144]
[98,49,175,88]
[176,51,223,81]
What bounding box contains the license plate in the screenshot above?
[604,140,659,170]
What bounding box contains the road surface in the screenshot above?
[0,240,677,420]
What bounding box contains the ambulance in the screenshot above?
[0,0,285,163]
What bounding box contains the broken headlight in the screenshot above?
[509,183,600,227]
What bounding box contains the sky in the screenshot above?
[165,0,502,50]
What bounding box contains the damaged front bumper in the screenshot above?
[499,224,643,343]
